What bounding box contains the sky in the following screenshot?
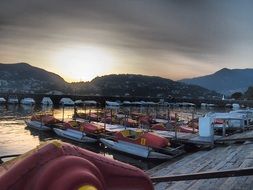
[0,0,253,82]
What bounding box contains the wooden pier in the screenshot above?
[148,141,253,190]
[217,130,253,143]
[153,130,217,145]
[154,127,253,147]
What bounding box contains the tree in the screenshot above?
[231,92,243,100]
[244,86,253,100]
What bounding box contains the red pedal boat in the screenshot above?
[100,129,172,159]
[0,141,153,190]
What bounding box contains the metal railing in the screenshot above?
[151,167,253,183]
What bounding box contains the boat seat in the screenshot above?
[128,135,136,139]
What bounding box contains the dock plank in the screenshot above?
[149,142,253,190]
[165,146,242,190]
[217,130,253,142]
[153,130,223,145]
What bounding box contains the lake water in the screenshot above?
[0,104,228,170]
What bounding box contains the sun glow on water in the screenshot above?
[53,46,116,82]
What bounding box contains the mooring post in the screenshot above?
[104,108,106,131]
[96,107,98,121]
[62,106,65,122]
[52,107,54,117]
[175,113,178,139]
[124,110,127,129]
[40,113,43,127]
[211,122,215,146]
[192,111,195,133]
[155,105,158,119]
[84,104,86,119]
[242,118,246,132]
[89,109,91,123]
[168,108,171,121]
[110,109,113,124]
[222,121,226,137]
[74,106,77,121]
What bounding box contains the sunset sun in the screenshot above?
[53,46,116,81]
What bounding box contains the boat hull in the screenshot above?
[53,128,97,143]
[21,102,35,106]
[25,120,51,131]
[8,100,18,104]
[100,138,171,159]
[20,98,35,105]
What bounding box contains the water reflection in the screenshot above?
[41,104,53,112]
[0,118,38,155]
[24,126,55,142]
[20,104,35,114]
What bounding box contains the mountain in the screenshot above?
[71,74,219,99]
[180,68,253,95]
[0,63,219,98]
[0,63,68,93]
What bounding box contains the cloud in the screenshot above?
[0,0,253,80]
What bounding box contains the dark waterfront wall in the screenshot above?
[0,92,253,107]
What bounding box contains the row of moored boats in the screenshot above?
[25,112,188,160]
[25,107,253,159]
[0,96,53,105]
[0,96,96,106]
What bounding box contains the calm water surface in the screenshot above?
[0,104,228,170]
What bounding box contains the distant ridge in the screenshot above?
[0,62,219,98]
[180,68,253,95]
[0,62,68,93]
[71,74,219,98]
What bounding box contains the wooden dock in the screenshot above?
[217,130,253,143]
[153,130,220,145]
[148,141,253,190]
[154,129,253,146]
[92,120,253,148]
